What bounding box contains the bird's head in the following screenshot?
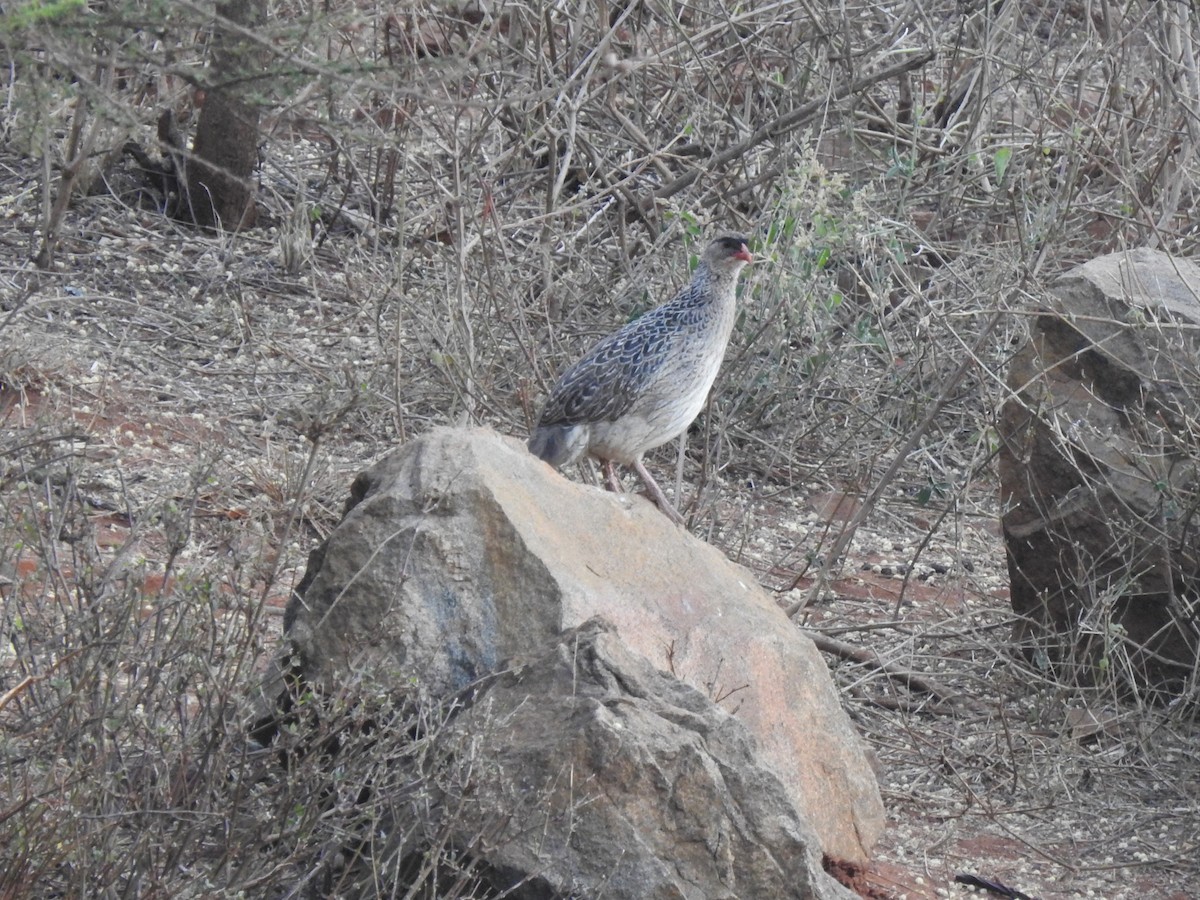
[705,234,754,271]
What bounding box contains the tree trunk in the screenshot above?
[183,0,265,230]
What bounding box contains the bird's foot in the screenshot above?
[602,460,624,493]
[632,459,686,526]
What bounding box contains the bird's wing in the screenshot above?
[537,311,675,427]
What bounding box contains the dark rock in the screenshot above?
[998,248,1200,693]
[427,618,857,900]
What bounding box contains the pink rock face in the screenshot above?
[283,425,884,863]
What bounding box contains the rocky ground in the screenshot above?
[2,152,1198,898]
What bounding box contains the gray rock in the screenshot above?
[277,426,882,862]
[430,617,857,900]
[999,248,1200,692]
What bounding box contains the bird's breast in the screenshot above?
[586,314,734,462]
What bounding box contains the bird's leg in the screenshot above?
[632,458,686,526]
[601,460,624,493]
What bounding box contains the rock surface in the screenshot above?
[998,248,1200,691]
[280,425,883,862]
[431,617,856,900]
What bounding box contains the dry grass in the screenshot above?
[2,0,1200,896]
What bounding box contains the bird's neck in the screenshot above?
[700,265,743,300]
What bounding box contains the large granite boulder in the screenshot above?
[999,248,1200,692]
[421,617,857,899]
[275,426,883,864]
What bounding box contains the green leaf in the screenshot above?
[2,0,85,30]
[801,351,830,378]
[993,146,1013,182]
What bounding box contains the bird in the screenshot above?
[528,233,754,524]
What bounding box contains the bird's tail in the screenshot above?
[528,424,584,468]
